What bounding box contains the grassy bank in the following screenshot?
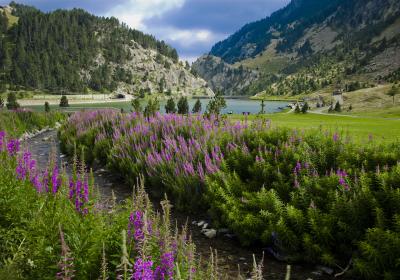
[0,131,223,279]
[0,110,65,137]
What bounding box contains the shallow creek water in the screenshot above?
[24,130,331,280]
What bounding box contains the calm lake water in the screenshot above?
[26,99,289,115]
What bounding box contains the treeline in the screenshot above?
[0,2,178,93]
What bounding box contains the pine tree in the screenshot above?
[386,85,399,104]
[144,98,159,117]
[260,100,266,114]
[131,99,142,113]
[294,103,301,113]
[177,96,189,115]
[6,92,20,110]
[206,90,226,116]
[165,98,176,114]
[0,11,8,32]
[334,101,341,112]
[59,95,69,107]
[192,98,202,114]
[44,101,50,112]
[301,102,309,113]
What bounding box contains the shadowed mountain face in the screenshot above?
[0,3,212,97]
[194,0,400,96]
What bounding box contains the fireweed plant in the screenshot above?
[0,131,229,279]
[60,110,400,279]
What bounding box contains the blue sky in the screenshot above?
[0,0,290,62]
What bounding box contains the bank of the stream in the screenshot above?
[24,130,326,279]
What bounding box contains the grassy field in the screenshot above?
[229,112,400,143]
[24,101,131,112]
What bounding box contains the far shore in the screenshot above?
[18,94,134,106]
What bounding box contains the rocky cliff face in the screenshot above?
[101,43,213,97]
[191,55,259,96]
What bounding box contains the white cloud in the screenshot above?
[159,27,223,47]
[104,0,226,60]
[105,0,185,30]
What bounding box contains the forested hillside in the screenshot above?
[0,2,210,96]
[194,0,400,96]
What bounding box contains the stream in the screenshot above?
[24,129,331,280]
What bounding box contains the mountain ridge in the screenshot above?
[0,2,212,97]
[193,0,400,97]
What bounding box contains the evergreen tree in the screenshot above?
[177,96,189,115]
[131,98,142,113]
[165,98,176,114]
[334,101,341,112]
[206,91,226,116]
[0,96,4,108]
[6,92,20,110]
[301,102,309,113]
[192,98,202,114]
[260,100,266,114]
[44,101,50,112]
[386,85,399,104]
[59,95,69,107]
[144,98,159,117]
[0,11,8,32]
[159,77,166,93]
[294,103,301,113]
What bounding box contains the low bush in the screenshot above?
[59,110,400,278]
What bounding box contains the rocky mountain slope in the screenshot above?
[0,3,212,97]
[192,55,258,95]
[194,0,400,96]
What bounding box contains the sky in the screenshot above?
[0,0,290,62]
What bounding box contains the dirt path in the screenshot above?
[23,130,331,280]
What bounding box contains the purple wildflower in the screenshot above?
[337,169,349,190]
[51,166,61,194]
[293,161,302,174]
[7,139,20,156]
[333,133,339,142]
[132,258,154,280]
[155,252,174,280]
[128,211,144,243]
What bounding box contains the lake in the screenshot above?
[26,99,289,115]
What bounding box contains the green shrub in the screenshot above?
[59,111,400,277]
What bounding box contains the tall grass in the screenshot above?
[0,110,65,137]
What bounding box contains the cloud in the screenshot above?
[105,0,185,30]
[145,0,291,34]
[0,0,127,14]
[140,0,291,60]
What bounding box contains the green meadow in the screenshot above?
[229,112,400,143]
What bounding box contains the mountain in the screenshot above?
[193,0,400,96]
[192,55,259,95]
[0,2,212,97]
